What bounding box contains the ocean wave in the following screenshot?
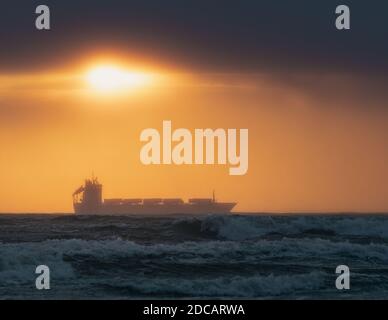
[2,214,388,244]
[2,214,388,298]
[1,236,388,298]
[172,215,388,241]
[1,237,388,283]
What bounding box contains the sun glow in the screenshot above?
[86,65,152,92]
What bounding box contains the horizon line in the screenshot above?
[1,211,388,215]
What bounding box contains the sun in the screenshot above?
[86,65,151,92]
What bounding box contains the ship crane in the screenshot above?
[72,185,85,204]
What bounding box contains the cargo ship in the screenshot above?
[73,177,236,215]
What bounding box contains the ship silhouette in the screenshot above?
[73,177,236,215]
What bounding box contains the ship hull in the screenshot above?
[74,202,236,215]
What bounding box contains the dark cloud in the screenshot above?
[0,0,387,74]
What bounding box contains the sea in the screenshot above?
[0,213,388,299]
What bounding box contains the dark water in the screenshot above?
[1,214,388,299]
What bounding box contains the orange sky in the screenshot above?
[0,58,388,213]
